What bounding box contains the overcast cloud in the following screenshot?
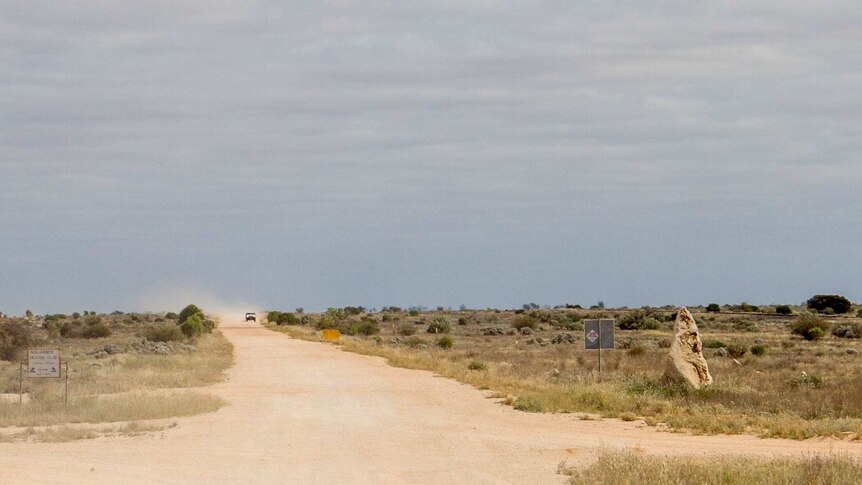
[1,1,860,314]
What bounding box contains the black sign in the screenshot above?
[584,319,614,350]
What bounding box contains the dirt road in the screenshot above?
[3,317,861,484]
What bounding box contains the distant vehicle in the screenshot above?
[245,312,256,322]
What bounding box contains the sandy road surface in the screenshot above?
[3,317,861,484]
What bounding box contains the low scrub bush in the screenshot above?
[832,323,862,339]
[750,344,767,356]
[511,316,537,331]
[404,336,426,348]
[703,340,727,349]
[618,310,663,330]
[467,360,487,371]
[0,321,32,361]
[81,323,112,339]
[774,305,793,315]
[356,320,380,336]
[268,311,300,326]
[426,317,452,334]
[733,319,758,332]
[144,323,185,342]
[436,336,453,349]
[791,313,830,341]
[397,323,416,336]
[705,303,721,313]
[738,302,760,312]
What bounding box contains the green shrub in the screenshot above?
[180,314,205,339]
[774,305,793,315]
[806,295,852,314]
[791,312,830,341]
[178,304,203,324]
[164,312,178,320]
[144,323,185,342]
[0,321,32,361]
[84,315,102,326]
[738,302,759,312]
[356,320,380,336]
[750,344,767,356]
[397,323,416,336]
[269,311,300,326]
[703,340,727,349]
[467,361,487,371]
[705,303,721,313]
[426,317,452,334]
[618,310,662,330]
[60,321,81,338]
[511,316,537,330]
[81,323,112,339]
[436,336,453,349]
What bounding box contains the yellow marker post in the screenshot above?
[321,329,341,340]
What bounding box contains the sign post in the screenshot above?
[584,319,615,380]
[24,349,67,407]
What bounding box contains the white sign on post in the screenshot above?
[28,349,61,378]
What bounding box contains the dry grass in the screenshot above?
[0,421,178,443]
[562,448,862,484]
[267,308,862,440]
[0,391,224,427]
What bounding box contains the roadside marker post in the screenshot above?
[583,319,615,380]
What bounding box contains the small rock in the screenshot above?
[90,362,102,368]
[715,347,728,357]
[846,348,859,355]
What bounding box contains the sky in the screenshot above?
[1,2,861,315]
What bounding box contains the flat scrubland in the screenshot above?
[0,309,232,441]
[266,305,862,441]
[267,305,862,482]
